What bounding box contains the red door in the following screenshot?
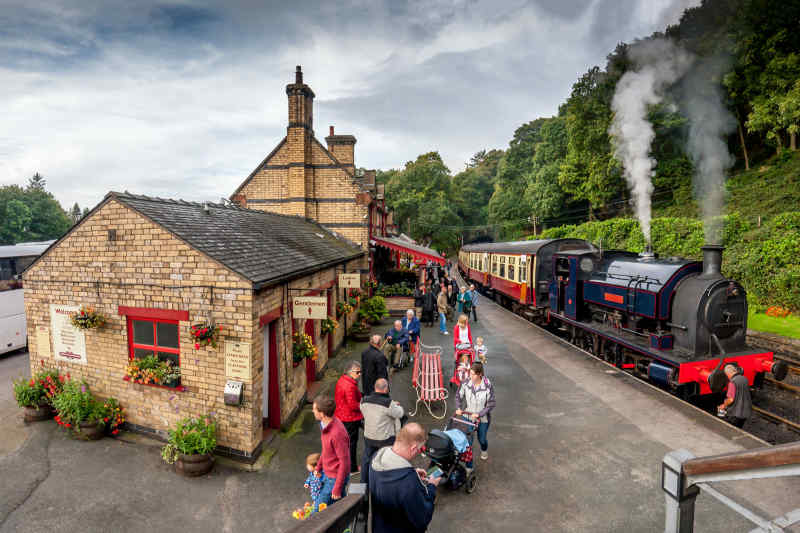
[305,319,316,386]
[266,321,280,429]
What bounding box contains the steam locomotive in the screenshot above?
[458,239,788,397]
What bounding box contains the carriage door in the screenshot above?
[564,257,578,319]
[553,257,577,318]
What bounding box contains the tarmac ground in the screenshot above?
[1,284,799,532]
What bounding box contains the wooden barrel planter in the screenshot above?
[76,421,104,441]
[175,453,214,477]
[23,404,54,423]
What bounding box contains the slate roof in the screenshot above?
[112,192,364,289]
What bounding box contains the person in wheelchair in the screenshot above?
[401,309,421,365]
[384,320,409,370]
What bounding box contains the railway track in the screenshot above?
[754,407,800,434]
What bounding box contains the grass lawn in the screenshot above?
[748,309,800,339]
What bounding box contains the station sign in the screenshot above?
[292,296,328,319]
[338,273,361,289]
[225,341,252,381]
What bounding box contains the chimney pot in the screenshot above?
[330,125,334,136]
[295,65,302,84]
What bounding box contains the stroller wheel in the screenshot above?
[465,472,477,494]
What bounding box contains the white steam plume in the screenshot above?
[680,56,737,244]
[609,39,693,245]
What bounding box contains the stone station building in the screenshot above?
[23,192,364,459]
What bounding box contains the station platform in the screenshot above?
[402,291,800,532]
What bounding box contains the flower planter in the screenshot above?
[23,404,54,423]
[175,453,214,477]
[76,421,104,441]
[349,331,371,342]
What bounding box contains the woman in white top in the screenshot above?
[453,314,472,349]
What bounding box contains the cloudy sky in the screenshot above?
[0,0,699,211]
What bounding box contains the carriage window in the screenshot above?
[508,264,515,281]
[492,257,498,274]
[499,256,506,278]
[519,261,527,282]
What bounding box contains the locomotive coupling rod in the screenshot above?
[667,322,688,331]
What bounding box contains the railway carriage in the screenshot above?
[458,239,590,318]
[459,240,788,398]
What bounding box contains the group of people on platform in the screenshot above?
[302,267,496,532]
[415,265,480,336]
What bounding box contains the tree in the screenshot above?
[385,152,455,245]
[524,117,568,223]
[70,203,82,224]
[27,172,46,191]
[451,149,502,229]
[0,182,71,245]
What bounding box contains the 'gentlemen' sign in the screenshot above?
[49,304,87,365]
[292,296,327,319]
[338,273,361,289]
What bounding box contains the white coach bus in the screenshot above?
[0,240,54,355]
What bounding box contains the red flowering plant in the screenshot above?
[12,367,63,408]
[51,380,107,432]
[190,323,222,349]
[101,398,125,436]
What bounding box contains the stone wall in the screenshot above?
[23,199,258,453]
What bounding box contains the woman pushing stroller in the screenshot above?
[455,361,495,463]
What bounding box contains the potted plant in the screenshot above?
[70,305,106,330]
[348,320,371,342]
[161,415,217,477]
[190,323,222,349]
[13,368,63,422]
[51,380,106,440]
[101,397,125,437]
[292,332,317,367]
[358,296,388,325]
[320,316,338,336]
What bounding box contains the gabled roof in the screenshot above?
[26,192,364,290]
[112,193,364,289]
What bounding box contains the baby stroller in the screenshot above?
[450,342,475,390]
[422,416,478,494]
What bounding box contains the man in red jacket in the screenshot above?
[312,395,350,511]
[334,361,363,475]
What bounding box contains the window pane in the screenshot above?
[134,348,154,359]
[499,264,505,277]
[156,322,179,349]
[158,351,179,367]
[132,320,154,345]
[509,266,515,281]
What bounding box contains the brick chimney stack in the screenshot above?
[285,65,315,217]
[325,124,356,169]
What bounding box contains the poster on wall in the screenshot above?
[49,304,87,365]
[292,296,327,319]
[338,273,361,289]
[35,326,51,358]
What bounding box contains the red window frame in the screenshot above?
[126,316,181,368]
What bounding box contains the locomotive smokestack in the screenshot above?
[700,244,724,279]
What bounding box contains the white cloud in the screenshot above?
[0,0,700,210]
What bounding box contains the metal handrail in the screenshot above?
[662,442,800,532]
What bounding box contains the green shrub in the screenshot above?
[51,380,105,429]
[161,416,217,463]
[358,296,388,324]
[13,377,46,408]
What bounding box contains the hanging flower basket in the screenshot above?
[190,323,222,349]
[321,316,338,336]
[335,301,354,318]
[292,332,317,365]
[69,306,106,330]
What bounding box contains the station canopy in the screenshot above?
[371,236,446,266]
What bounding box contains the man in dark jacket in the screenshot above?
[360,378,405,484]
[361,334,389,395]
[369,423,441,533]
[718,364,752,428]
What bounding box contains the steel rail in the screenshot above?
[753,406,800,434]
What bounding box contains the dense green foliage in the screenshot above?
[161,416,217,463]
[539,212,800,312]
[0,175,73,245]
